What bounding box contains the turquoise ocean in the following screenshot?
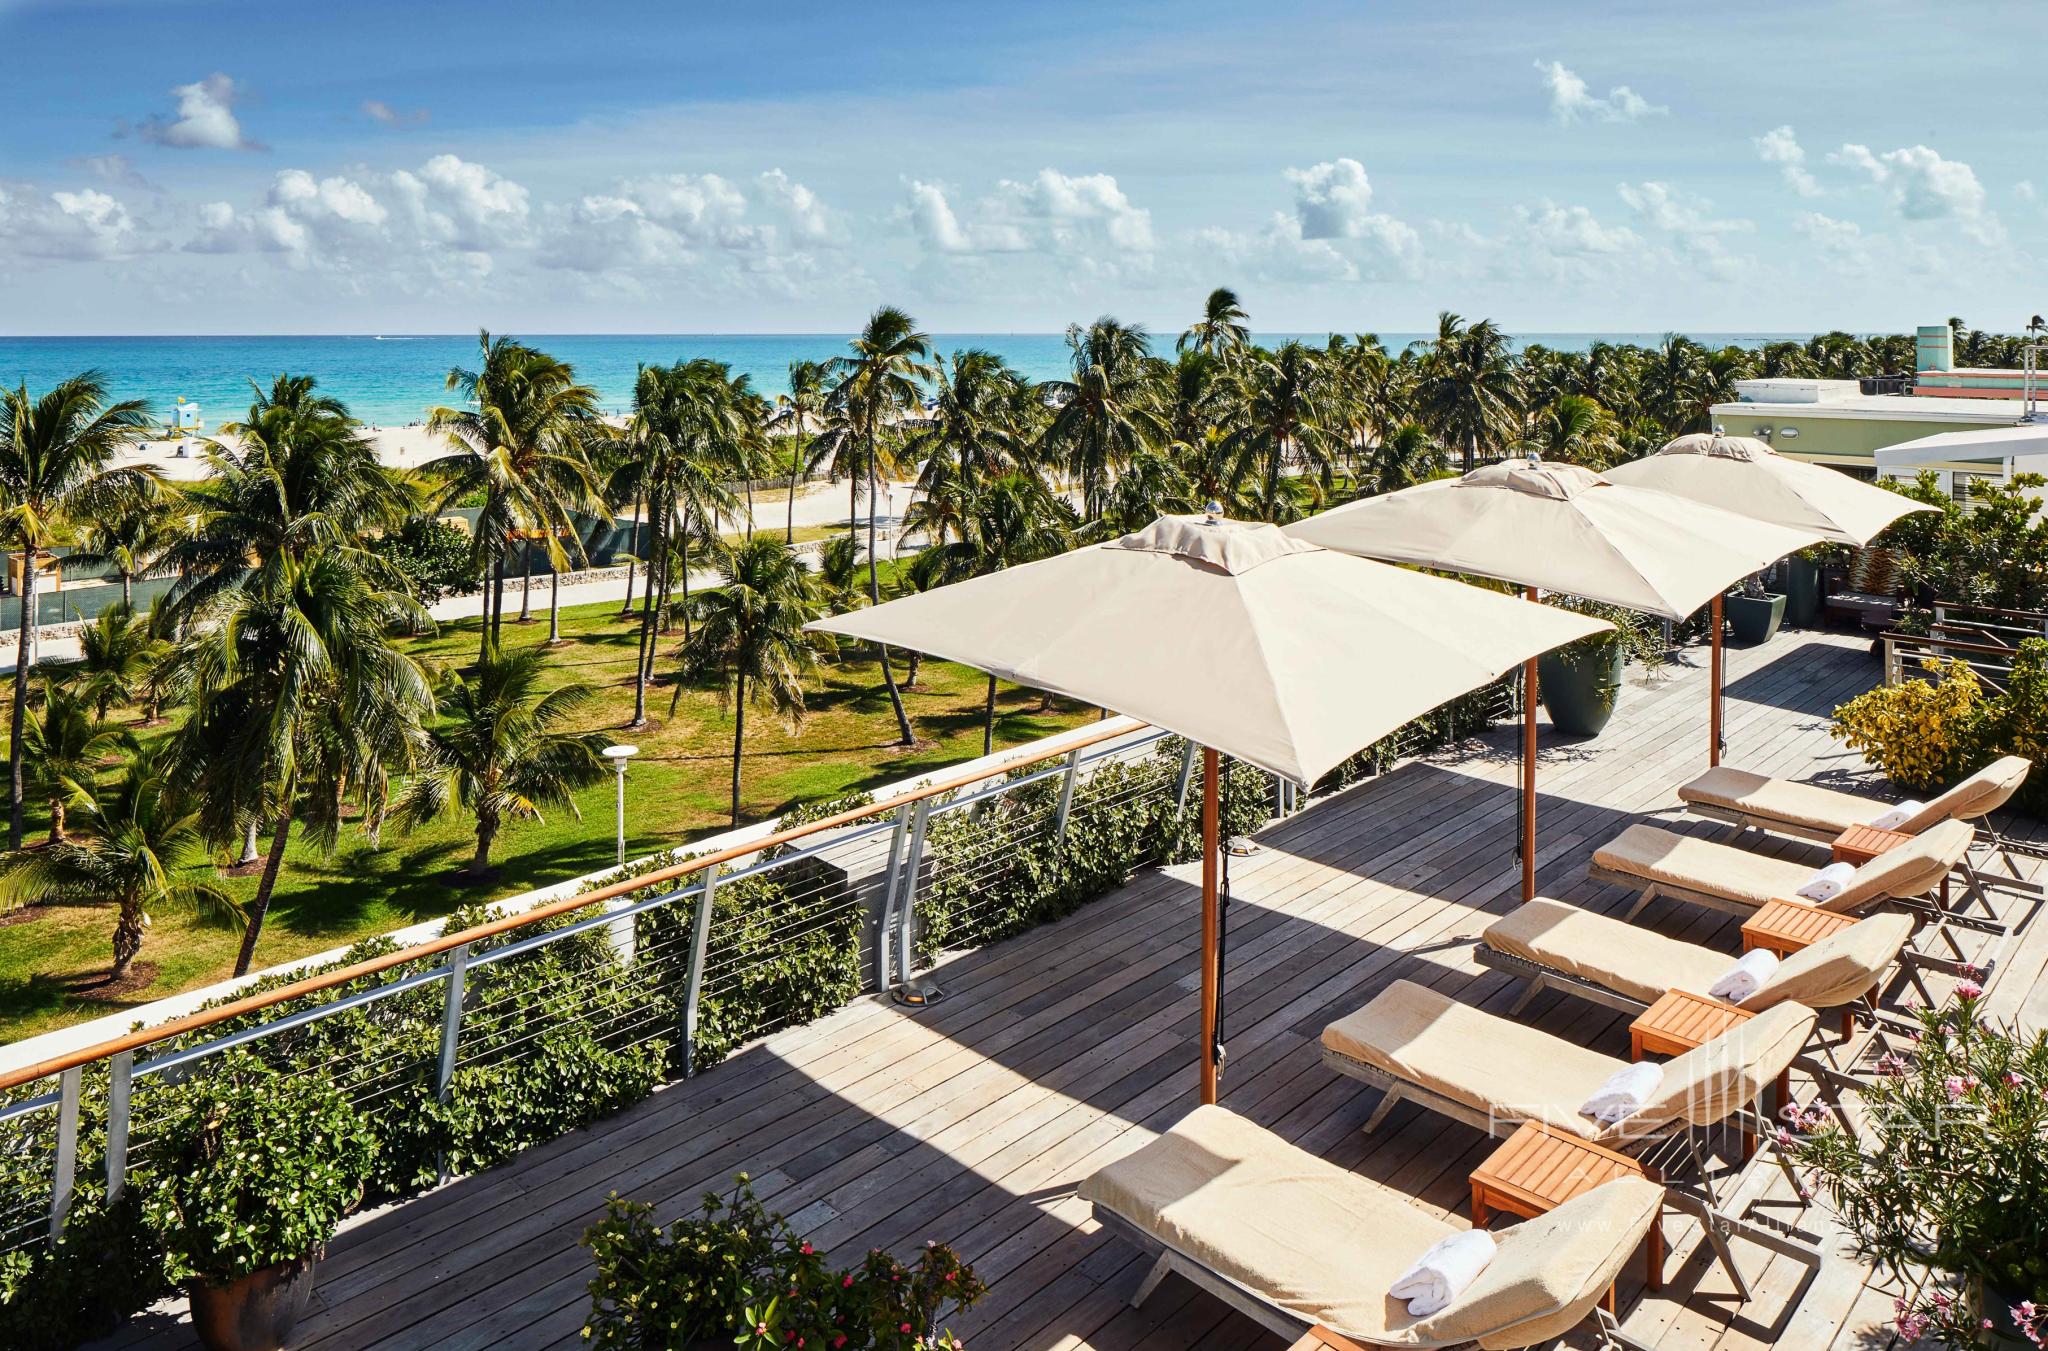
[0,333,1801,430]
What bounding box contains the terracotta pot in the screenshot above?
[187,1250,320,1351]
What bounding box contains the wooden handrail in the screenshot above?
[0,718,1149,1094]
[1888,633,2024,661]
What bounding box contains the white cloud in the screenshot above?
[1754,126,1819,197]
[1193,214,1361,284]
[1793,211,1871,272]
[361,100,428,127]
[757,169,831,244]
[390,154,532,252]
[0,182,151,260]
[1618,181,1752,276]
[136,74,258,150]
[190,169,388,262]
[1191,160,1420,285]
[2017,180,2038,203]
[1515,200,1638,256]
[1829,142,1999,242]
[901,169,1151,257]
[542,170,839,278]
[1535,60,1664,123]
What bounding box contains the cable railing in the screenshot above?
[0,677,1520,1273]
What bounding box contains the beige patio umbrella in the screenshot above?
[1289,456,1821,900]
[809,512,1606,1104]
[1606,432,1934,548]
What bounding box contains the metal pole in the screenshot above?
[50,1067,80,1239]
[614,762,626,867]
[1200,748,1220,1106]
[1173,741,1197,811]
[1710,594,1725,767]
[436,943,470,1103]
[1052,747,1083,855]
[874,803,912,991]
[681,864,720,1076]
[1522,589,1539,901]
[896,799,932,983]
[105,1051,132,1202]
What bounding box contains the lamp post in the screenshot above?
[601,744,640,963]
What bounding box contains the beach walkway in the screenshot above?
[91,628,2048,1350]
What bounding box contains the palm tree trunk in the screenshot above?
[729,673,746,825]
[631,512,661,726]
[9,554,35,851]
[548,555,561,643]
[236,817,261,866]
[233,800,294,977]
[849,473,859,550]
[744,479,755,542]
[787,438,801,543]
[983,673,998,756]
[868,448,914,747]
[619,495,641,617]
[471,809,498,875]
[112,899,144,979]
[47,798,63,845]
[518,540,534,622]
[121,570,133,610]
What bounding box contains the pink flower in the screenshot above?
[801,1242,813,1255]
[2006,1072,2025,1088]
[1944,1075,1968,1101]
[900,1323,913,1334]
[1957,980,1983,1000]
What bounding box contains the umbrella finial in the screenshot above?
[1204,500,1224,524]
[1524,448,1540,470]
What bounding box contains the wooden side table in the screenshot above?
[1469,1120,1662,1293]
[1832,823,1914,866]
[1287,1327,1369,1351]
[1745,898,1861,1036]
[1630,989,1769,1156]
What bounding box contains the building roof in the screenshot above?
[1714,378,2029,426]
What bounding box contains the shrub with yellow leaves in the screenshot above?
[1831,658,1990,793]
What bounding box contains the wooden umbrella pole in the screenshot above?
[1710,594,1725,767]
[1200,748,1220,1106]
[1522,587,1539,902]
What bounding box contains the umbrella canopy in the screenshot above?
[1604,432,1935,547]
[1286,458,1820,622]
[808,513,1609,787]
[1873,423,2048,475]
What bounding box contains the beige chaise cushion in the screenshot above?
[1829,818,1974,910]
[1078,1104,1661,1348]
[1678,766,1873,836]
[1635,1001,1816,1127]
[1896,755,2030,833]
[1482,898,1728,1006]
[1593,825,1813,911]
[1747,912,1913,1011]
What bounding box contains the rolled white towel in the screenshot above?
[1388,1228,1497,1316]
[1707,948,1780,1004]
[1867,800,1924,831]
[1795,861,1857,903]
[1579,1060,1664,1126]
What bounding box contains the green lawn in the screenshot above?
[0,586,1097,1043]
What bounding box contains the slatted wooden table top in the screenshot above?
[1630,988,1753,1059]
[1468,1120,1646,1218]
[1831,823,1915,866]
[1286,1326,1370,1351]
[1743,898,1859,955]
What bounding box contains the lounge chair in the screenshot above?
[1319,979,1820,1300]
[1588,818,1985,930]
[1079,1103,1663,1348]
[1474,898,1920,1035]
[1678,755,2040,902]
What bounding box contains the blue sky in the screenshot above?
[0,0,2037,335]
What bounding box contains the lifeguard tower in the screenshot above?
[172,396,202,456]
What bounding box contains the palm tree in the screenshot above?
[396,641,608,876]
[673,536,823,824]
[823,306,935,747]
[1641,336,1750,435]
[1096,446,1195,536]
[21,678,130,843]
[909,350,1027,503]
[1358,422,1444,498]
[1042,317,1164,521]
[0,373,157,849]
[1415,313,1522,474]
[0,745,241,981]
[71,489,184,610]
[171,546,432,974]
[1179,287,1251,357]
[773,360,830,543]
[424,333,602,662]
[908,471,1075,752]
[1519,394,1623,470]
[71,601,166,719]
[1220,341,1343,521]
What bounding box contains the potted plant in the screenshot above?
[143,1053,376,1351]
[1786,989,2046,1347]
[1724,576,1786,644]
[1777,546,1832,627]
[1537,600,1664,738]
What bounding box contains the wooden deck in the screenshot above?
[95,630,2048,1351]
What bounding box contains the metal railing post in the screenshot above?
[104,1051,132,1203]
[1052,748,1083,856]
[1884,635,1901,687]
[436,943,470,1103]
[681,864,720,1076]
[1173,741,1198,811]
[50,1067,80,1239]
[896,799,933,982]
[874,803,912,992]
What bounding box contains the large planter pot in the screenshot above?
[1538,639,1625,738]
[1725,592,1786,645]
[188,1251,321,1351]
[1780,556,1822,627]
